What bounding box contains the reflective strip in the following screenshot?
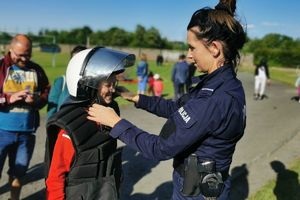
[62,133,71,140]
[201,88,214,92]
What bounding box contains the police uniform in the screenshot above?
[110,65,246,199]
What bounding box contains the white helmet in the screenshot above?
[66,47,135,100]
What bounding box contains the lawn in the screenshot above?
[239,65,299,87]
[32,50,299,108]
[249,158,300,200]
[31,50,176,108]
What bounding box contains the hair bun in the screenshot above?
[215,0,236,16]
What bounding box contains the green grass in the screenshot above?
[249,158,300,200]
[32,51,299,109]
[31,51,70,83]
[116,60,175,106]
[239,65,298,86]
[31,50,176,108]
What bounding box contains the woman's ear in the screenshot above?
[209,41,223,58]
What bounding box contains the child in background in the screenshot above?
[295,74,300,102]
[147,71,154,96]
[153,73,164,97]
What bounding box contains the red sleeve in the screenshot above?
[46,129,75,200]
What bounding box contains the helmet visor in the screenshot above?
[80,47,135,89]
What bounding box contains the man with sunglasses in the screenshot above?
[0,34,50,200]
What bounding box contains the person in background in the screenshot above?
[47,45,87,119]
[45,47,135,200]
[87,0,247,199]
[186,62,196,91]
[147,71,155,96]
[156,54,164,67]
[153,73,164,97]
[292,73,300,103]
[0,34,50,200]
[136,53,148,94]
[171,54,189,100]
[254,58,270,100]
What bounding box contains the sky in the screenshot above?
[1,0,300,42]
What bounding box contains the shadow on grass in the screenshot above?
[229,164,249,200]
[270,160,300,200]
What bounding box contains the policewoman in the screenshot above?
[45,47,135,200]
[87,0,247,199]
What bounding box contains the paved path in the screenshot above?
[0,72,299,199]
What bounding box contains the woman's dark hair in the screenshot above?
[187,0,246,69]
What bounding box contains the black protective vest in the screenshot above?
[45,102,122,200]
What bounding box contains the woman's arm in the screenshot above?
[115,86,178,118]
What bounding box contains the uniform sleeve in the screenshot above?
[46,130,75,200]
[136,94,179,118]
[111,98,224,161]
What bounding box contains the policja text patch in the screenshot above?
[178,107,191,123]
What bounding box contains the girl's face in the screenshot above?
[98,74,118,105]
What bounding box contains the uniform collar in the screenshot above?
[190,64,236,93]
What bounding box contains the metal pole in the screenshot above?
[52,36,56,67]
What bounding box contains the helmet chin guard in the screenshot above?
[66,47,135,101]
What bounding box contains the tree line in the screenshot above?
[243,33,300,67]
[0,25,187,50]
[1,27,300,68]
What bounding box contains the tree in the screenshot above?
[105,27,130,46]
[144,27,162,48]
[131,25,146,47]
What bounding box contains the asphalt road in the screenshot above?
[0,72,299,199]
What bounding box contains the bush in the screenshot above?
[254,48,300,67]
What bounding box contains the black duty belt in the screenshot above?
[175,163,229,182]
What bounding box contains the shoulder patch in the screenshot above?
[174,106,197,129]
[178,106,191,123]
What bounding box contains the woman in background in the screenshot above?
[136,53,148,94]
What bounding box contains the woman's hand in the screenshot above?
[115,86,139,103]
[87,104,121,127]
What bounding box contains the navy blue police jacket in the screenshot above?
[110,64,246,173]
